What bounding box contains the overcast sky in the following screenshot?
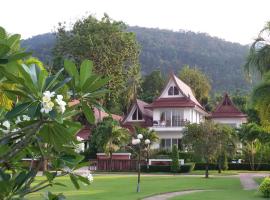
[1,0,270,44]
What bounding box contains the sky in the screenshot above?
[1,0,270,44]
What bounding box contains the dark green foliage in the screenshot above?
[259,177,270,198]
[22,26,250,94]
[53,14,140,113]
[141,163,194,173]
[179,65,211,104]
[221,152,229,171]
[139,69,165,103]
[195,163,270,171]
[171,145,180,173]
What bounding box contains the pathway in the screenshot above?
[143,190,210,200]
[239,173,268,190]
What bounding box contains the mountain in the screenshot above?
[21,26,250,93]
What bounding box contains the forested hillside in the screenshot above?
[22,26,250,93]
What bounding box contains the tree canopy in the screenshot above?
[178,65,211,104]
[53,14,141,113]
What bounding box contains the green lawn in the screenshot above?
[28,175,263,200]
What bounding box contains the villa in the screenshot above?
[122,73,247,150]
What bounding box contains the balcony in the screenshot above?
[150,119,189,131]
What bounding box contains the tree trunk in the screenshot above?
[218,155,222,174]
[205,159,209,178]
[146,147,149,172]
[137,146,141,192]
[109,152,113,172]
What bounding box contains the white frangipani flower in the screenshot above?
[145,139,151,145]
[87,173,94,183]
[55,95,67,113]
[15,116,22,124]
[3,121,10,129]
[41,101,54,114]
[137,134,143,139]
[22,115,31,121]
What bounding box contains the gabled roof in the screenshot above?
[148,73,206,112]
[210,93,247,118]
[122,99,153,124]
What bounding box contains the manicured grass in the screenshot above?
[187,170,238,176]
[27,174,263,200]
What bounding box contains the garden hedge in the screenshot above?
[141,163,195,173]
[194,163,270,171]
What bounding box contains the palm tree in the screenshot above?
[245,22,270,127]
[250,72,270,127]
[104,119,130,171]
[245,21,270,76]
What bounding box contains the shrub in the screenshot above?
[171,145,180,173]
[181,163,195,173]
[259,177,270,198]
[141,163,194,173]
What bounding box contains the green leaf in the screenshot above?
[19,64,37,93]
[51,77,72,92]
[81,75,99,92]
[82,102,95,124]
[69,174,80,190]
[6,52,31,62]
[38,69,48,92]
[0,27,6,39]
[7,34,20,49]
[80,60,93,88]
[76,174,90,185]
[44,68,64,91]
[44,171,57,182]
[88,77,109,92]
[64,60,79,89]
[0,44,10,57]
[6,102,32,119]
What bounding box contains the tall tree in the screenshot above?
[178,65,211,105]
[245,21,270,76]
[245,22,270,127]
[139,69,165,103]
[237,123,270,170]
[53,14,141,113]
[182,120,234,178]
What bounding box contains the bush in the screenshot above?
[180,163,195,173]
[259,177,270,198]
[141,163,194,173]
[194,163,270,171]
[171,145,180,173]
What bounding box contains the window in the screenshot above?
[168,86,180,96]
[160,138,181,150]
[159,109,184,127]
[132,108,143,121]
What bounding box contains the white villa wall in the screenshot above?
[212,117,247,128]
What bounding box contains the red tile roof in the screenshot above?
[145,97,196,108]
[210,93,247,118]
[122,99,153,128]
[149,73,206,112]
[76,107,123,141]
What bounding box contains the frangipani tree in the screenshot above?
[0,26,109,200]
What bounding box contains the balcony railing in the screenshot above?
[152,119,189,127]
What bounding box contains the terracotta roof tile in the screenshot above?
[210,93,247,118]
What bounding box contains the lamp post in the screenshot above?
[132,134,150,193]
